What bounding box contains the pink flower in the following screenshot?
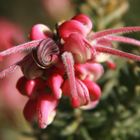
[1,14,140,128]
[17,76,59,129]
[75,62,104,81]
[23,93,58,129]
[23,94,58,129]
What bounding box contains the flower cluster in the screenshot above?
[1,14,140,129]
[16,14,103,129]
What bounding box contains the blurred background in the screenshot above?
[0,0,140,140]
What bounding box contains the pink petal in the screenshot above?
[83,80,101,101]
[76,79,90,105]
[30,24,52,40]
[75,62,104,81]
[37,93,58,129]
[25,78,45,98]
[63,33,92,63]
[72,14,93,34]
[62,79,90,107]
[47,73,64,99]
[58,20,88,40]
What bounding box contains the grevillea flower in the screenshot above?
[0,14,140,128]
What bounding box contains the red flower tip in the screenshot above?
[106,60,117,70]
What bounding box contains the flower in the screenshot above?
[1,14,140,128]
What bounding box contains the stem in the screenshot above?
[95,45,140,61]
[0,39,43,57]
[92,26,140,39]
[62,52,80,107]
[104,35,140,47]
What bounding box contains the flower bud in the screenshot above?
[72,14,93,34]
[16,76,45,98]
[58,20,88,40]
[46,74,64,99]
[30,24,53,40]
[37,93,58,129]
